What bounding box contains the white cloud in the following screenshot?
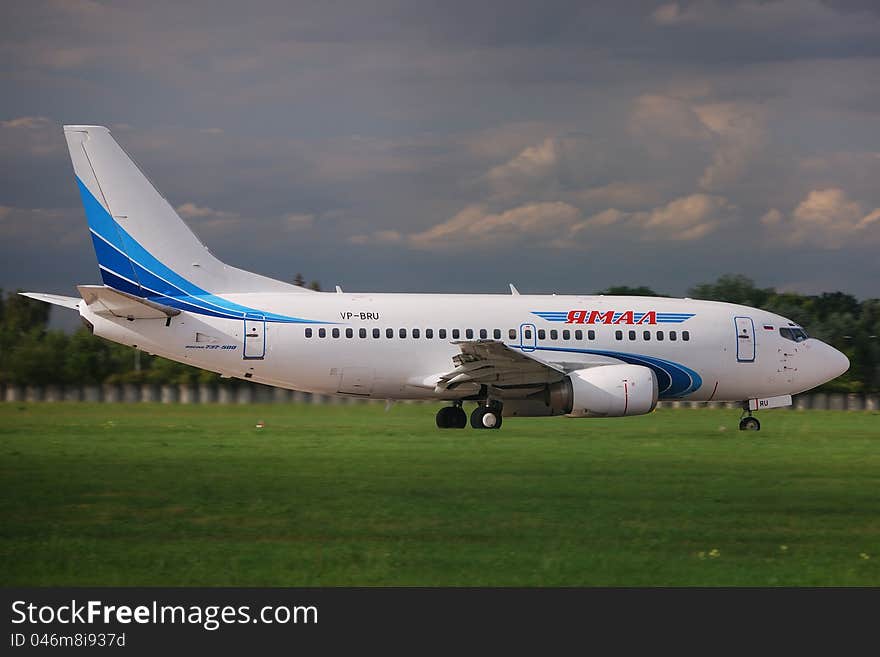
[651,3,682,26]
[762,188,880,248]
[629,94,709,142]
[694,102,766,190]
[570,194,733,242]
[411,201,581,249]
[283,213,315,230]
[176,202,241,235]
[634,193,733,240]
[760,208,783,226]
[0,116,61,156]
[176,202,233,219]
[629,94,766,191]
[353,191,733,251]
[1,116,52,129]
[486,138,560,199]
[352,201,582,250]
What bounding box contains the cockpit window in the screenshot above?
[779,327,809,342]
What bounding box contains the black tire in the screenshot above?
[470,406,503,430]
[739,417,761,431]
[470,406,487,429]
[450,406,467,429]
[436,406,452,429]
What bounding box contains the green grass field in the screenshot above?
[1,402,878,586]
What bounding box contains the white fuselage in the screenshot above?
[80,292,848,403]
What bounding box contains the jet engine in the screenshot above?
[545,364,658,417]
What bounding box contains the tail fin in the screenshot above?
[63,125,310,298]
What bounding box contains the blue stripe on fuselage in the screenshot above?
[519,344,702,398]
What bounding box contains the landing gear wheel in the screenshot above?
[470,406,503,430]
[739,416,761,431]
[436,405,467,429]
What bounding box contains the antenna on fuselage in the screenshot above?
[509,283,520,295]
[335,285,343,293]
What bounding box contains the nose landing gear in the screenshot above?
[739,409,761,431]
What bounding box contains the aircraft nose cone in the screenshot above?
[829,346,850,380]
[812,340,849,382]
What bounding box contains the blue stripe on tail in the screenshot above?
[75,176,322,324]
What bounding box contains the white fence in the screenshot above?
[0,383,878,411]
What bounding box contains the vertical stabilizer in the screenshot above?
[63,125,309,297]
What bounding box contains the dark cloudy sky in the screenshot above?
[2,0,880,305]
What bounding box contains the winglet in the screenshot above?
[509,283,520,295]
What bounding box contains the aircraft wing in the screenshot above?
[435,340,566,391]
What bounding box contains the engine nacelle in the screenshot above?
[546,364,658,418]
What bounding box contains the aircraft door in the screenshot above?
[243,313,266,359]
[519,323,537,352]
[734,316,755,362]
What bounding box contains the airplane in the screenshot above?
[23,125,850,432]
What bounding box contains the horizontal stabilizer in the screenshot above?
[77,285,180,320]
[19,292,81,310]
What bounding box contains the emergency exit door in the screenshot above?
[243,314,266,359]
[734,316,755,362]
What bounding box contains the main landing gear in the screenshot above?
[436,401,504,430]
[470,402,503,430]
[436,403,467,429]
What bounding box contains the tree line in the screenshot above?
[1,274,877,391]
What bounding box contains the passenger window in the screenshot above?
[615,330,623,340]
[372,328,380,338]
[656,331,664,341]
[588,330,596,340]
[439,329,447,339]
[345,328,353,338]
[492,329,500,339]
[465,329,474,339]
[524,329,532,339]
[399,328,407,338]
[683,331,690,341]
[305,328,313,338]
[386,328,393,338]
[669,331,677,341]
[359,328,367,338]
[332,328,340,338]
[509,329,516,340]
[575,329,583,340]
[562,330,570,340]
[479,329,487,339]
[550,330,558,340]
[452,329,460,339]
[426,329,434,339]
[643,330,650,341]
[318,328,326,338]
[413,328,420,338]
[628,330,636,340]
[538,329,546,340]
